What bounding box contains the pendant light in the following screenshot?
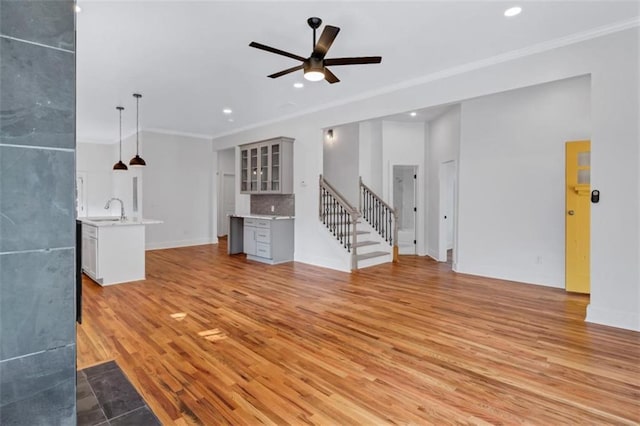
[129,93,146,167]
[113,106,128,171]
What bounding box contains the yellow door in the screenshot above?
[565,140,591,293]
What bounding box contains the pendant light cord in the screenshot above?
[119,107,123,161]
[136,96,139,153]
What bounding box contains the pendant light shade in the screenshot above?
[129,93,146,167]
[113,106,128,171]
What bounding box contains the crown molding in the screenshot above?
[210,17,640,140]
[145,127,213,141]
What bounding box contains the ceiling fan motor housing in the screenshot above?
[305,57,324,72]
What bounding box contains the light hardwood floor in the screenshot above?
[77,242,640,425]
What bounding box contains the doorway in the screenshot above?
[218,173,236,237]
[393,165,418,255]
[438,161,456,263]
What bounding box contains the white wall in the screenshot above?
[76,142,116,217]
[142,131,216,249]
[323,123,360,206]
[426,106,461,259]
[359,120,383,194]
[211,28,639,330]
[457,76,590,288]
[382,121,426,255]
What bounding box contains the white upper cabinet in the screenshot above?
[240,137,293,194]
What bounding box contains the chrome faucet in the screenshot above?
[104,198,126,221]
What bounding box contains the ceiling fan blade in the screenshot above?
[249,42,306,62]
[324,56,382,66]
[268,65,304,79]
[313,25,340,59]
[324,67,340,84]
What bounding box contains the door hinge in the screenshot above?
[413,240,416,244]
[414,174,417,179]
[413,207,417,212]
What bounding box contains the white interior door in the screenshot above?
[438,161,456,262]
[393,165,417,255]
[219,174,236,236]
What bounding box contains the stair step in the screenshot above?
[356,251,390,261]
[353,240,379,248]
[337,230,370,236]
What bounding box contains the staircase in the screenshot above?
[319,175,398,271]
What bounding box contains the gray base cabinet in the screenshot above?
[243,217,294,264]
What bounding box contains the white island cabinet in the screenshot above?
[80,217,161,286]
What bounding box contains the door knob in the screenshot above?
[568,210,575,215]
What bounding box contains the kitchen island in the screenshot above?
[80,217,162,286]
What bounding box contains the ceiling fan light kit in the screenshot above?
[304,57,325,81]
[249,17,381,84]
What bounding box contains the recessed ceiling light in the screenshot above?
[504,6,522,17]
[293,82,304,89]
[410,112,417,117]
[222,108,232,114]
[74,4,82,12]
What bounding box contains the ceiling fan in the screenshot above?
[249,17,382,84]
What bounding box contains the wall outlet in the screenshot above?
[270,205,275,212]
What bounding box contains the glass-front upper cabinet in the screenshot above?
[250,147,258,192]
[271,144,280,192]
[260,145,269,191]
[239,137,294,194]
[240,149,248,192]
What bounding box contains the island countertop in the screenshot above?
[79,217,163,227]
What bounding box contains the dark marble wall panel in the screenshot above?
[251,194,295,216]
[0,1,76,424]
[0,0,75,50]
[0,345,76,425]
[0,146,75,252]
[0,38,75,149]
[0,249,75,359]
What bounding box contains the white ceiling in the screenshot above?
[76,1,639,143]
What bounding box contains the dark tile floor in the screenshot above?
[77,361,161,426]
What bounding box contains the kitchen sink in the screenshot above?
[90,218,121,222]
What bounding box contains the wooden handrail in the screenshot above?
[359,177,395,216]
[319,175,359,215]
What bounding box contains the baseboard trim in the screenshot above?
[454,262,562,289]
[146,238,217,251]
[586,304,640,332]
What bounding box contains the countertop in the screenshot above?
[231,214,295,220]
[79,217,163,227]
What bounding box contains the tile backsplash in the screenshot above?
[251,194,295,216]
